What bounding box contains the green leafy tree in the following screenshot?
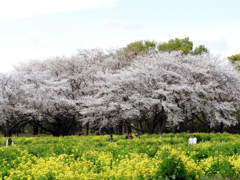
[192,45,209,55]
[158,37,193,55]
[228,54,240,63]
[122,38,209,60]
[228,53,240,70]
[124,40,156,56]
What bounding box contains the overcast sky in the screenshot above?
[0,0,239,72]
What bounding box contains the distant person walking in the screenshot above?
[109,134,114,142]
[6,137,14,146]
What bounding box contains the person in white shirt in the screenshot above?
[188,136,197,145]
[193,136,197,144]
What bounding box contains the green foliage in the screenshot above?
[124,40,156,56]
[124,38,209,58]
[158,37,193,55]
[156,156,187,180]
[208,160,236,178]
[228,54,240,64]
[228,54,240,70]
[192,45,209,55]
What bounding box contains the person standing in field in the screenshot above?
[6,137,14,146]
[188,136,197,145]
[109,134,114,142]
[192,136,197,144]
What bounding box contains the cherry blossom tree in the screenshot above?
[0,50,239,135]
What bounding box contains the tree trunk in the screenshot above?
[33,124,39,135]
[86,123,89,135]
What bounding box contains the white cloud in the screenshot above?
[0,0,117,20]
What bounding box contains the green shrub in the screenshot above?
[155,156,188,180]
[207,159,236,178]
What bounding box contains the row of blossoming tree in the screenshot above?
[0,38,240,136]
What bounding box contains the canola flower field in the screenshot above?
[1,133,240,180]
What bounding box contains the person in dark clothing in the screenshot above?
[109,134,114,142]
[6,137,14,146]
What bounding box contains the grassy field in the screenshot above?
[1,133,240,179]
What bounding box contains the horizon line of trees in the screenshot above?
[0,37,240,136]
